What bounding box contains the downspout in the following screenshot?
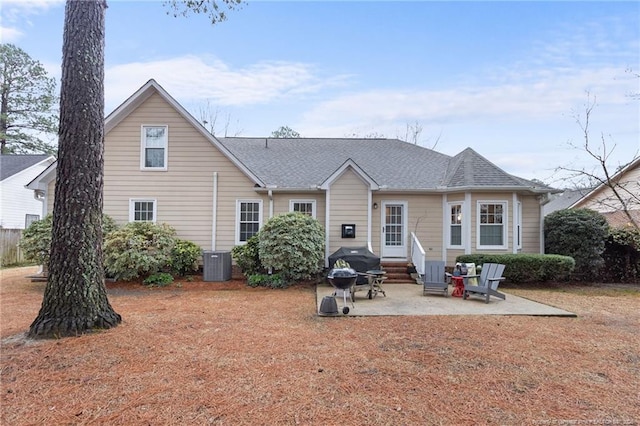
[539,194,547,254]
[325,187,331,267]
[211,172,218,250]
[32,189,46,218]
[367,190,373,252]
[268,189,273,219]
[31,189,47,275]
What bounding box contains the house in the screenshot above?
[0,154,55,229]
[27,79,556,271]
[568,157,640,229]
[543,188,593,217]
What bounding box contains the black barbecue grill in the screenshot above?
[326,267,358,314]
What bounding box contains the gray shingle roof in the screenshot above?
[0,155,52,181]
[443,148,540,189]
[543,188,594,216]
[218,137,551,193]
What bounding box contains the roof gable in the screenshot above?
[319,158,379,190]
[105,79,265,187]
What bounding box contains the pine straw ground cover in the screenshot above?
[1,267,639,425]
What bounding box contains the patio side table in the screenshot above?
[451,276,464,297]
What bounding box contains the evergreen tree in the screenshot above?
[0,43,58,154]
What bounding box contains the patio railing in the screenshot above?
[410,232,426,276]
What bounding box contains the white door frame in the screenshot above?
[380,200,408,258]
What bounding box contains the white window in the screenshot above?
[25,214,40,228]
[447,202,463,248]
[290,199,316,218]
[129,199,157,222]
[141,125,168,170]
[477,201,507,249]
[236,200,263,244]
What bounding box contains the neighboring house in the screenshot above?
[27,79,556,269]
[0,154,55,229]
[543,187,593,217]
[569,157,640,229]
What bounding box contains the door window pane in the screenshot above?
[385,205,403,246]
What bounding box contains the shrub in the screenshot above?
[20,214,118,268]
[601,227,640,282]
[103,222,176,281]
[231,234,262,276]
[20,214,53,267]
[258,213,325,282]
[247,273,287,288]
[143,272,174,287]
[544,209,609,281]
[456,253,575,284]
[170,239,201,276]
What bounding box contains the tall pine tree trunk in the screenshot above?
[29,0,121,338]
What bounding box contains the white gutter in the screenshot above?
[268,189,274,219]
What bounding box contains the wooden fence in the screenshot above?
[0,229,24,266]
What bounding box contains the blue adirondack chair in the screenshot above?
[462,263,506,303]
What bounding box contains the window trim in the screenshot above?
[129,198,157,223]
[446,202,464,249]
[236,199,263,245]
[476,200,508,250]
[289,199,317,219]
[25,214,40,228]
[140,125,168,171]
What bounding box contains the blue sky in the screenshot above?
[2,0,639,184]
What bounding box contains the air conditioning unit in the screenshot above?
[202,251,232,281]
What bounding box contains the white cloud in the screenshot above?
[297,65,636,137]
[1,0,63,21]
[0,26,23,42]
[105,54,351,112]
[1,0,64,42]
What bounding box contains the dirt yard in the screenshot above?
[1,266,639,425]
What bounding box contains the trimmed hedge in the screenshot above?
[455,253,575,284]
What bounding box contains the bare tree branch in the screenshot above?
[556,92,639,230]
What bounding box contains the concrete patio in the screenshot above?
[316,283,576,317]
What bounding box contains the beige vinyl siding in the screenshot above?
[46,180,55,216]
[328,168,369,252]
[520,194,542,253]
[103,92,262,252]
[271,192,326,224]
[577,166,640,212]
[370,193,444,261]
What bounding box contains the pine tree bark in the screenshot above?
[29,0,121,338]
